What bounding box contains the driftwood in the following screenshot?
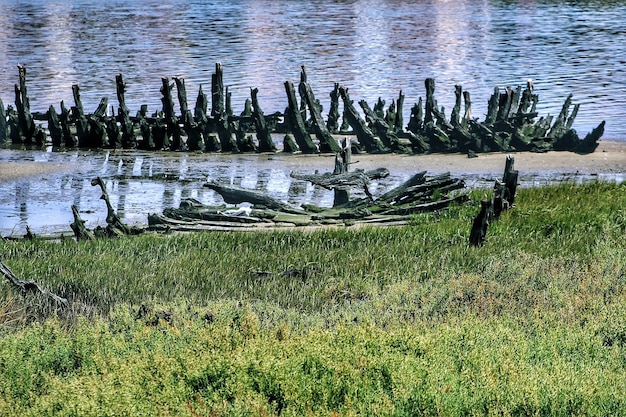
[204,182,304,214]
[150,151,468,231]
[1,259,68,307]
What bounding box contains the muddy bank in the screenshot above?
[2,139,625,183]
[0,139,624,237]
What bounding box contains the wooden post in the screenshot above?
[0,98,6,145]
[211,62,225,118]
[327,83,341,134]
[174,77,189,124]
[462,91,472,129]
[72,84,92,147]
[395,90,405,134]
[284,80,318,153]
[338,86,386,153]
[60,101,76,148]
[116,74,137,149]
[299,81,340,153]
[333,139,351,206]
[450,85,462,127]
[137,105,156,150]
[14,65,39,144]
[161,77,185,151]
[47,105,63,147]
[251,88,276,152]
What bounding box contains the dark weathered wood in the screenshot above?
[450,85,463,127]
[211,62,225,118]
[14,65,41,144]
[184,110,205,151]
[338,86,386,153]
[395,90,405,134]
[91,177,142,236]
[205,182,304,214]
[72,84,90,147]
[174,77,189,124]
[251,88,276,152]
[47,105,63,147]
[462,91,472,129]
[161,77,184,151]
[576,120,604,154]
[359,100,408,152]
[284,80,318,153]
[299,81,340,153]
[0,98,6,145]
[1,258,68,306]
[327,83,341,134]
[407,98,423,134]
[60,101,76,148]
[469,200,492,247]
[116,74,137,149]
[283,134,299,153]
[70,204,94,241]
[292,167,389,190]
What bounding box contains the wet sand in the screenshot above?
[2,140,624,183]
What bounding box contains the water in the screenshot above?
[1,0,624,138]
[1,0,625,236]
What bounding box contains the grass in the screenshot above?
[0,181,625,415]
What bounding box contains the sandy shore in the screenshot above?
[1,140,625,183]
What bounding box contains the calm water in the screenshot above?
[1,0,625,235]
[1,0,625,138]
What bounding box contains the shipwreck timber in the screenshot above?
[0,64,605,155]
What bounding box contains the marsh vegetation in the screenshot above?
[0,182,625,415]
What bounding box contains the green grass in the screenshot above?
[0,181,625,415]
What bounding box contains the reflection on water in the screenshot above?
[1,144,623,237]
[0,0,625,140]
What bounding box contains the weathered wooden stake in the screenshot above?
[251,88,276,153]
[299,81,340,153]
[284,80,318,153]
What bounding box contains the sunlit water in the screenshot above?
[1,0,625,235]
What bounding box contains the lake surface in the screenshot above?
[1,0,625,236]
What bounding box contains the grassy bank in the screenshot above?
[1,181,625,415]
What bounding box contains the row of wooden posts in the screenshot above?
[1,63,604,155]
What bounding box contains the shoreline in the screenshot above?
[1,139,624,184]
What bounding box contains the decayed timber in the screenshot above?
[469,156,518,246]
[1,258,68,307]
[150,149,470,231]
[251,88,276,153]
[204,182,304,214]
[284,80,318,153]
[338,85,386,153]
[299,79,340,153]
[0,64,604,156]
[91,177,143,237]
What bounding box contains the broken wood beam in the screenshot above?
[299,81,340,153]
[338,86,386,153]
[284,80,318,153]
[205,182,304,214]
